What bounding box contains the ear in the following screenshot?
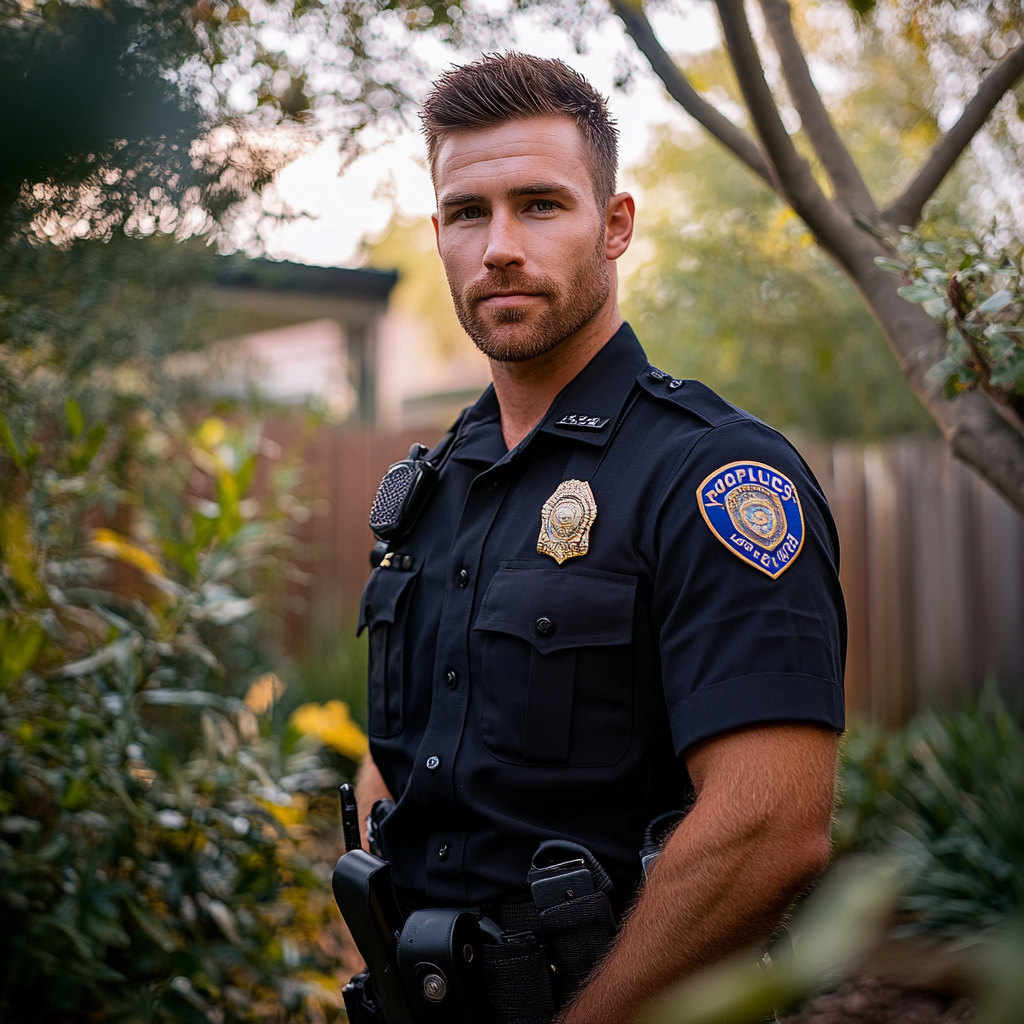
[431,212,441,252]
[604,192,635,261]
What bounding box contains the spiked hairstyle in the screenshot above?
[420,52,619,204]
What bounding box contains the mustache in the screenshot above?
[462,271,555,305]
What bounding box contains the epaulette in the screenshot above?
[637,368,750,429]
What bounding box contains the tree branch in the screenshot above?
[608,0,773,186]
[884,43,1024,228]
[845,254,1024,513]
[713,0,849,249]
[758,0,877,216]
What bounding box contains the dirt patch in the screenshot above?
[782,977,974,1024]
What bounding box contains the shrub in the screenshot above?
[836,690,1024,940]
[0,240,353,1021]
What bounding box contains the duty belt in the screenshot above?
[332,788,619,1024]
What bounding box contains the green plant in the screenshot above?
[0,250,351,1020]
[0,414,352,1021]
[835,690,1024,940]
[879,234,1024,419]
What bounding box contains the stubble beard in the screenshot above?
[450,236,611,363]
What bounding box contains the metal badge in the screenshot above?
[537,479,597,565]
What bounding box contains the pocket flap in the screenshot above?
[358,563,422,634]
[474,565,636,654]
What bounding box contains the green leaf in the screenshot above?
[977,289,1014,314]
[922,297,950,319]
[124,899,178,953]
[984,331,1016,361]
[65,398,84,438]
[874,257,908,273]
[990,351,1024,387]
[897,285,940,303]
[959,254,973,271]
[0,620,45,687]
[0,413,24,470]
[141,689,234,710]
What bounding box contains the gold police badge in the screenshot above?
[537,479,597,565]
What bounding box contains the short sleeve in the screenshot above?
[649,420,846,755]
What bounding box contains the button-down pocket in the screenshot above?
[358,564,422,738]
[474,563,637,767]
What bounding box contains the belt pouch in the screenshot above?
[537,891,616,1004]
[481,933,556,1024]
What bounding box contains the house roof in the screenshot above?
[216,257,398,301]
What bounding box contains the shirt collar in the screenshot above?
[451,321,648,465]
[536,321,647,448]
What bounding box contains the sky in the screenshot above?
[254,5,723,268]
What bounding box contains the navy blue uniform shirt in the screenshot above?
[358,323,845,914]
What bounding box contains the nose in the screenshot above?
[482,208,525,270]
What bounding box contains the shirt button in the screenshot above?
[488,478,500,491]
[425,755,441,772]
[458,569,469,587]
[437,843,450,861]
[445,669,458,690]
[535,617,554,637]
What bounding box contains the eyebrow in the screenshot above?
[437,181,582,208]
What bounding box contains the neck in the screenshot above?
[491,296,622,450]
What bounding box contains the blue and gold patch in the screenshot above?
[696,461,804,579]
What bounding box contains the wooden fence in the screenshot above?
[267,422,1024,727]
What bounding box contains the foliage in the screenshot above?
[0,232,226,442]
[0,234,358,1021]
[879,234,1024,418]
[0,398,355,1021]
[277,630,368,735]
[623,128,934,440]
[835,690,1024,940]
[0,0,455,240]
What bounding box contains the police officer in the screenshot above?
[355,53,845,1024]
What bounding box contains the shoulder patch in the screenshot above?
[696,461,804,578]
[637,370,749,428]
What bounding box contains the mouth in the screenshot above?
[477,291,543,307]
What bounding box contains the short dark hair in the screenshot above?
[421,52,619,204]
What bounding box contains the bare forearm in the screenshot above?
[354,753,393,851]
[559,725,837,1024]
[559,804,818,1022]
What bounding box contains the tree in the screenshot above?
[599,0,1024,512]
[622,126,935,439]
[0,0,425,241]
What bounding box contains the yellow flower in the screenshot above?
[258,793,307,827]
[290,700,368,761]
[244,672,286,714]
[196,417,227,449]
[91,528,171,595]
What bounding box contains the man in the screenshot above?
[355,53,844,1024]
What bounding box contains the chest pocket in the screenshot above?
[474,562,636,767]
[358,564,422,738]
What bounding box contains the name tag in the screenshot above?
[555,414,609,431]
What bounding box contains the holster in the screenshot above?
[332,840,618,1024]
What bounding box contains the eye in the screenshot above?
[530,199,557,213]
[456,206,486,221]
